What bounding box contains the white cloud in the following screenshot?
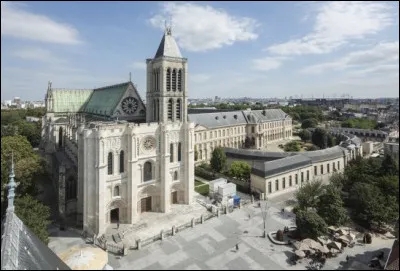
[267,1,395,56]
[149,3,258,52]
[128,61,146,70]
[11,47,66,63]
[252,57,286,71]
[190,74,211,83]
[300,41,399,74]
[1,2,81,44]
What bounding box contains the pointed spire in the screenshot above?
[7,151,18,213]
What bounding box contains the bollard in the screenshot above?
[136,239,141,250]
[217,209,220,217]
[160,230,164,241]
[251,195,254,203]
[201,215,204,224]
[172,226,176,236]
[191,218,195,228]
[123,245,128,256]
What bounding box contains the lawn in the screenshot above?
[194,184,209,196]
[195,180,204,187]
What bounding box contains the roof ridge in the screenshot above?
[94,81,130,91]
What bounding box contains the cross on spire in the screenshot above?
[164,18,172,35]
[129,72,132,82]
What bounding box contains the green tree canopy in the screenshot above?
[15,195,52,244]
[295,179,325,210]
[296,210,328,239]
[284,141,301,152]
[380,154,399,176]
[317,185,348,226]
[311,128,328,149]
[229,161,251,180]
[210,147,227,173]
[298,129,312,141]
[327,134,336,147]
[301,118,318,129]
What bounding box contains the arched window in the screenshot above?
[166,68,171,91]
[108,152,113,175]
[66,177,76,200]
[153,100,157,121]
[168,99,173,120]
[178,69,182,91]
[176,99,181,121]
[143,161,152,182]
[114,185,120,197]
[58,127,63,148]
[172,69,177,91]
[174,171,178,180]
[153,70,156,91]
[119,151,124,173]
[170,143,174,163]
[178,142,182,162]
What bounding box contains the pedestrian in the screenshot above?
[117,220,120,229]
[236,243,239,251]
[346,255,349,262]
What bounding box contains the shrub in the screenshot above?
[276,229,284,241]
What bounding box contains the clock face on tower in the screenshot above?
[121,97,139,115]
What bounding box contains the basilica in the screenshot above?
[41,27,293,236]
[42,27,194,236]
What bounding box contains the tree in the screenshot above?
[349,182,398,229]
[301,118,318,129]
[284,141,301,152]
[317,185,348,226]
[377,175,399,202]
[210,147,227,173]
[295,179,325,210]
[1,135,43,199]
[308,145,320,151]
[311,128,328,149]
[327,134,336,147]
[380,154,399,176]
[244,136,252,148]
[329,172,346,191]
[296,210,328,239]
[298,129,312,142]
[229,161,251,180]
[15,195,52,244]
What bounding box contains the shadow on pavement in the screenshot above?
[336,247,390,270]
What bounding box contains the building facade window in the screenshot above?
[143,161,152,182]
[170,143,174,162]
[295,174,298,185]
[168,99,173,120]
[176,99,181,121]
[275,179,279,191]
[282,177,286,189]
[307,170,310,181]
[108,152,113,175]
[174,171,178,180]
[314,166,317,176]
[178,142,182,162]
[114,185,120,197]
[301,172,304,183]
[268,182,272,193]
[66,177,77,200]
[338,161,340,170]
[166,68,171,91]
[119,151,124,173]
[289,175,292,186]
[320,165,324,174]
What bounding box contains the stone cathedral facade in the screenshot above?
[41,27,195,236]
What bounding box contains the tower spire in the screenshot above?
[7,150,18,213]
[129,72,132,82]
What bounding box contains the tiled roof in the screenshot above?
[51,89,93,113]
[300,146,346,162]
[243,109,290,123]
[154,31,182,59]
[189,111,248,128]
[83,82,130,116]
[1,212,70,270]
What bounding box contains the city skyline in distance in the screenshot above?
[1,1,399,101]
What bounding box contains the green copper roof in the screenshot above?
[52,89,93,113]
[83,82,130,116]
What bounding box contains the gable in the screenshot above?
[112,82,146,120]
[194,124,208,131]
[83,82,130,117]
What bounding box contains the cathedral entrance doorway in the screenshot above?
[110,208,119,222]
[171,191,178,204]
[140,197,151,213]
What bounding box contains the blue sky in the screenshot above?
[1,1,399,101]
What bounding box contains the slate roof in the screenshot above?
[300,145,346,162]
[385,239,399,270]
[1,212,70,270]
[251,154,312,178]
[51,89,93,113]
[154,30,182,59]
[224,147,295,161]
[189,109,289,129]
[243,109,290,123]
[83,82,130,117]
[189,111,247,129]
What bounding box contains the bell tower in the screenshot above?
[146,24,188,124]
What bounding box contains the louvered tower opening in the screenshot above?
[172,69,177,91]
[168,99,173,120]
[167,68,171,91]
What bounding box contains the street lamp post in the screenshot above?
[260,197,269,238]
